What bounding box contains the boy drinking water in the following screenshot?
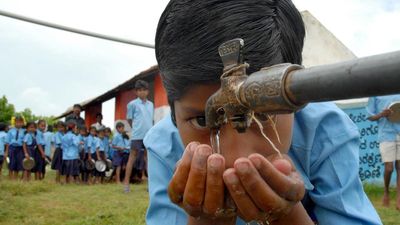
[145,0,382,224]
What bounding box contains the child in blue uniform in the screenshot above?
[0,123,7,176]
[61,121,81,184]
[5,115,25,180]
[22,121,37,182]
[34,120,47,180]
[145,0,383,224]
[77,126,88,182]
[87,126,97,184]
[104,127,112,160]
[95,127,107,184]
[112,122,130,184]
[51,121,65,183]
[42,125,54,178]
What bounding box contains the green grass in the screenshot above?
[364,184,400,225]
[0,167,399,225]
[0,168,148,225]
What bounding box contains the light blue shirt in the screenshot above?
[36,129,45,146]
[77,134,86,153]
[90,136,99,154]
[97,137,105,152]
[144,103,382,225]
[0,131,6,155]
[103,137,111,157]
[23,132,36,146]
[366,95,400,142]
[52,132,63,148]
[112,132,130,153]
[61,131,80,160]
[6,127,25,146]
[126,98,154,140]
[86,135,95,154]
[43,131,53,156]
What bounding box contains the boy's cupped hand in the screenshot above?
[168,141,305,224]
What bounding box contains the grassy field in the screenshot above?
[0,169,399,225]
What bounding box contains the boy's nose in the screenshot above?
[218,125,259,168]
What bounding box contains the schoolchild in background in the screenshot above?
[121,132,131,179]
[35,120,47,180]
[95,127,107,184]
[104,127,112,160]
[42,125,54,179]
[77,126,88,182]
[22,121,37,182]
[5,115,25,180]
[112,122,130,184]
[61,121,81,184]
[51,121,66,183]
[0,123,7,177]
[87,126,97,184]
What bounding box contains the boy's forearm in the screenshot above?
[23,144,28,156]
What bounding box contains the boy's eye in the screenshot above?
[189,116,207,129]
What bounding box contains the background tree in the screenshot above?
[0,95,16,124]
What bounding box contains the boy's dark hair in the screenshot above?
[116,122,125,129]
[95,113,103,118]
[0,122,6,131]
[79,126,87,131]
[73,104,82,110]
[89,126,97,132]
[47,125,54,132]
[104,127,112,133]
[66,120,77,131]
[15,114,24,121]
[156,0,305,104]
[26,121,37,129]
[135,80,149,90]
[57,121,66,128]
[38,119,46,125]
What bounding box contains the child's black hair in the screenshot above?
[135,80,149,90]
[0,122,6,132]
[155,0,304,105]
[116,122,125,129]
[73,104,82,109]
[47,125,54,132]
[89,126,97,132]
[56,121,66,128]
[79,126,87,131]
[37,119,46,125]
[104,127,112,133]
[66,120,77,131]
[122,132,129,140]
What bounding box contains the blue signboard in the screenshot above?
[342,105,396,185]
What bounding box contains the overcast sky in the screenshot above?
[0,0,399,126]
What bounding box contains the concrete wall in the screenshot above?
[301,11,357,68]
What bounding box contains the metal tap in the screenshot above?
[206,38,400,133]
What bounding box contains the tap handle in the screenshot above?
[218,38,244,72]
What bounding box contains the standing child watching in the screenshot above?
[0,123,7,177]
[87,126,97,184]
[5,115,25,180]
[112,122,130,184]
[35,120,47,180]
[95,127,107,184]
[22,121,37,182]
[104,127,112,160]
[42,125,54,179]
[51,121,65,183]
[124,80,154,192]
[61,121,81,184]
[77,126,88,182]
